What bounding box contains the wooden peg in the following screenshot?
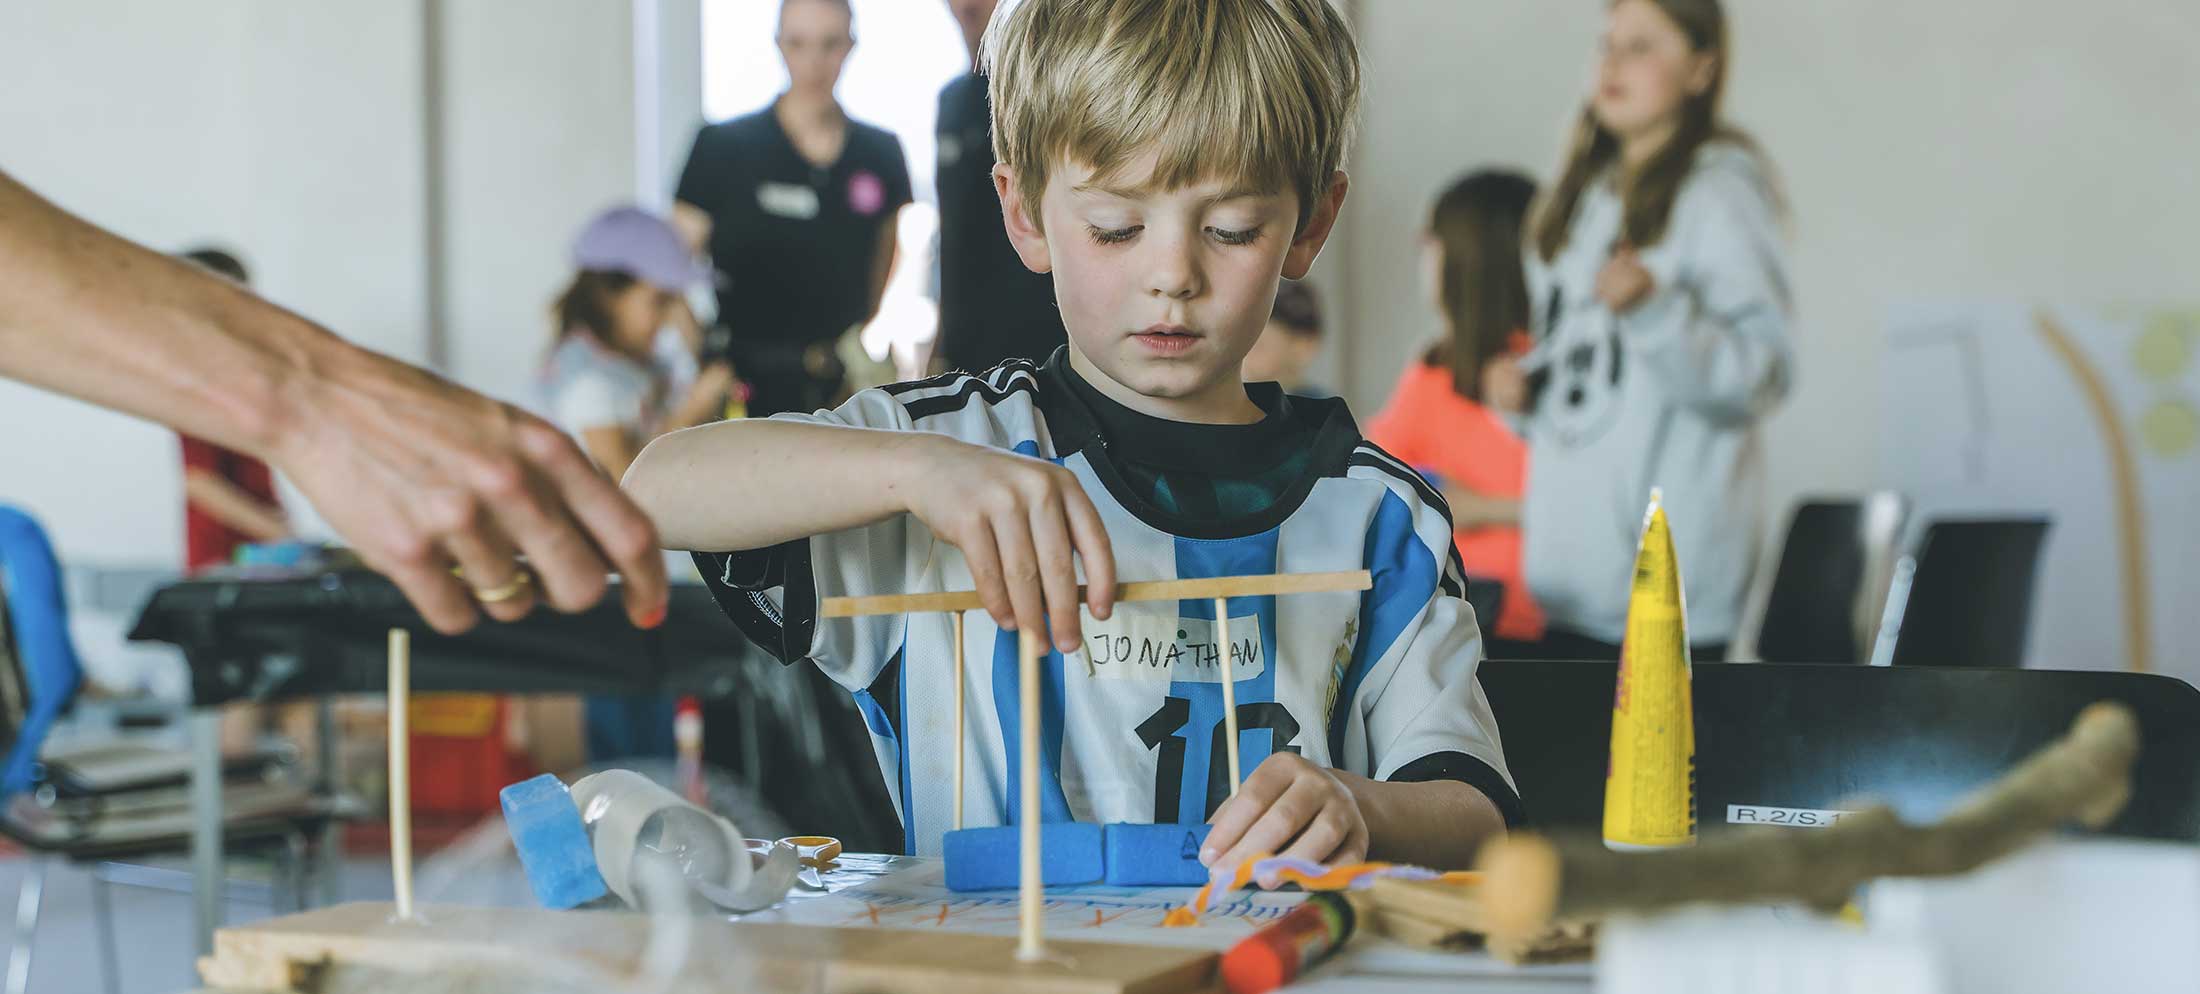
[386,628,415,923]
[1215,597,1240,797]
[953,611,966,832]
[820,570,1370,619]
[1016,627,1045,962]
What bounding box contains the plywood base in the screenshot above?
[200,902,1219,994]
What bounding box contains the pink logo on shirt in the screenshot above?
[848,171,886,216]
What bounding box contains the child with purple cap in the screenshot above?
[541,205,733,484]
[543,205,733,763]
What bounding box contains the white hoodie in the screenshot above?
[1521,141,1793,645]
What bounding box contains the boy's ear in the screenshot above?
[1282,171,1349,281]
[993,163,1054,275]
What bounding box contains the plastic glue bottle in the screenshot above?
[1602,489,1698,851]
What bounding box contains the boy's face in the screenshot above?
[996,149,1347,419]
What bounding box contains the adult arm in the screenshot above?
[0,169,667,633]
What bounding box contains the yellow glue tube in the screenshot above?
[1602,489,1697,850]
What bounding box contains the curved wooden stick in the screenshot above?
[1477,701,2142,946]
[819,570,1371,618]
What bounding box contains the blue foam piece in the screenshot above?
[942,823,1105,891]
[1103,823,1213,886]
[500,774,607,909]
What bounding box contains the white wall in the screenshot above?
[0,1,703,568]
[0,0,425,565]
[1341,0,2200,522]
[442,0,642,406]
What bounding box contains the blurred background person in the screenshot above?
[1365,170,1545,647]
[674,0,912,416]
[174,247,292,574]
[1241,279,1331,398]
[930,0,1065,374]
[1520,0,1792,661]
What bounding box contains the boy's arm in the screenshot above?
[624,406,1118,652]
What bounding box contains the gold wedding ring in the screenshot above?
[465,567,534,604]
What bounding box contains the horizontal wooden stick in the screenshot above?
[819,570,1373,619]
[1475,701,2143,947]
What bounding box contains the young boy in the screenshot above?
[626,0,1519,882]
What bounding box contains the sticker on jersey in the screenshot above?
[848,170,886,216]
[757,182,821,220]
[1084,611,1266,684]
[1726,804,1856,828]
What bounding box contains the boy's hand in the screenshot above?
[898,435,1117,653]
[1200,754,1369,888]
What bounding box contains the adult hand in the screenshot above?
[0,169,667,636]
[897,434,1116,653]
[1595,246,1655,313]
[274,347,670,635]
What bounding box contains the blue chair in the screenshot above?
[0,506,334,994]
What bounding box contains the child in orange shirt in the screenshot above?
[1366,170,1543,644]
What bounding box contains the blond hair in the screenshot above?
[984,0,1360,230]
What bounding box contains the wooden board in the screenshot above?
[200,902,1219,994]
[819,570,1371,618]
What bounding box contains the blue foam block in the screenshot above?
[942,823,1105,891]
[1103,823,1213,886]
[500,774,607,909]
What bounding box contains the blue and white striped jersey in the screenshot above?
[697,350,1520,856]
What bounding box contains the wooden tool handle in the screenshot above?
[1476,701,2143,944]
[819,570,1372,619]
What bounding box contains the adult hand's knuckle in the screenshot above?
[422,490,478,534]
[472,457,527,500]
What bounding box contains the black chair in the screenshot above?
[1480,659,2200,842]
[1463,576,1505,639]
[1872,518,2053,668]
[1737,495,1909,663]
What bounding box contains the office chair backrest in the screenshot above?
[1884,518,2053,667]
[1481,659,2200,842]
[0,506,84,796]
[1738,494,1909,663]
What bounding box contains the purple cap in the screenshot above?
[571,206,708,292]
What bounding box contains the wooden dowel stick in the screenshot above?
[1016,628,1045,962]
[386,628,414,923]
[820,570,1370,619]
[1216,597,1240,797]
[953,612,965,831]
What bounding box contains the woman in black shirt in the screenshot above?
[675,0,913,416]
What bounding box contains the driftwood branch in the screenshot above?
[1475,701,2142,946]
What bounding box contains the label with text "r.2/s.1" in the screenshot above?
[1725,804,1857,828]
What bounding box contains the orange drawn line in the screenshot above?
[936,903,950,925]
[866,902,880,926]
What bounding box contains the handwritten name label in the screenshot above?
[1085,615,1266,683]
